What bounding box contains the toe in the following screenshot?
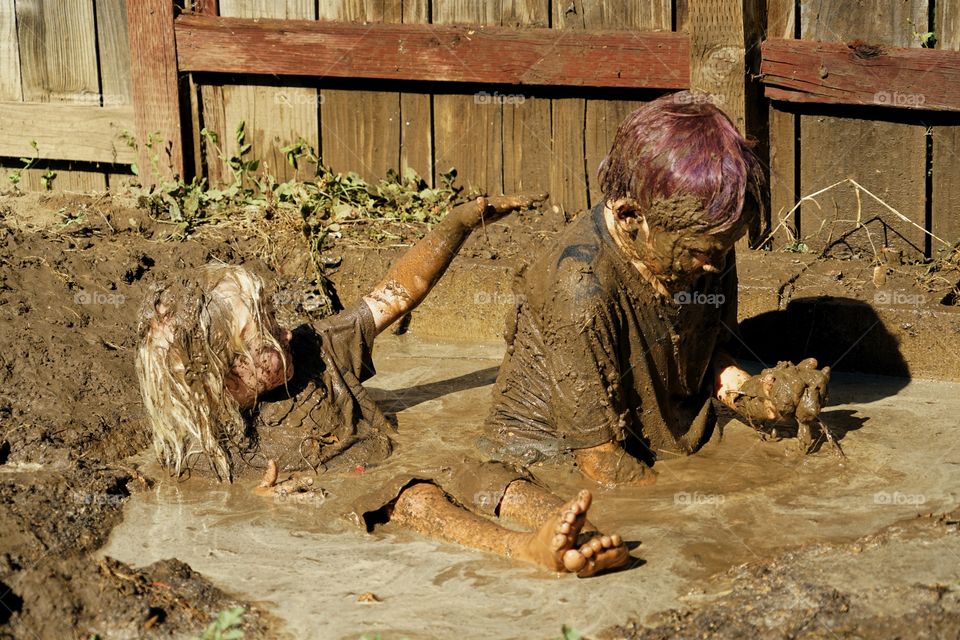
[563,549,587,572]
[576,489,592,511]
[551,533,567,551]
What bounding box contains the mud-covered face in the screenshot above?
[608,196,744,291]
[224,298,294,409]
[639,225,738,288]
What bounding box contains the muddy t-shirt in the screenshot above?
[243,301,393,474]
[483,204,737,466]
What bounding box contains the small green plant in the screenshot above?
[907,19,936,47]
[784,240,809,253]
[129,123,464,310]
[7,140,39,187]
[55,207,86,229]
[39,167,57,190]
[196,606,245,640]
[558,625,582,640]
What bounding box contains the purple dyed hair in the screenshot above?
[598,91,764,235]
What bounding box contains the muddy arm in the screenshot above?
[362,194,546,334]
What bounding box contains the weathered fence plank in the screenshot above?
[0,102,135,164]
[217,1,318,183]
[767,0,798,247]
[318,1,402,182]
[95,0,132,106]
[190,0,225,185]
[583,0,669,207]
[549,1,588,214]
[762,39,960,111]
[0,0,22,101]
[688,0,762,134]
[501,0,550,197]
[798,0,928,260]
[128,0,184,184]
[932,0,960,248]
[399,0,432,183]
[432,1,503,195]
[174,15,691,88]
[95,0,134,186]
[17,0,106,190]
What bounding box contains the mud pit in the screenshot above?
[102,336,960,639]
[1,192,958,638]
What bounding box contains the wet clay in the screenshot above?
[734,358,831,430]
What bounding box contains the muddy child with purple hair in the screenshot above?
[482,91,830,484]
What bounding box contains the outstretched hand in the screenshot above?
[452,193,548,229]
[734,358,830,424]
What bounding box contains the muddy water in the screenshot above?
[102,335,960,640]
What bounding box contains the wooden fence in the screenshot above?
[2,0,960,259]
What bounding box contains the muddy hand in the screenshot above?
[253,459,315,497]
[452,193,548,229]
[734,359,830,423]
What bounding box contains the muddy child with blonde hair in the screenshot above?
[137,194,630,578]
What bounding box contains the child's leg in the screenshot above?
[499,479,596,531]
[391,482,628,577]
[362,195,544,333]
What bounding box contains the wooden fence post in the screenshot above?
[688,0,768,245]
[127,0,184,185]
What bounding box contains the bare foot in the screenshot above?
[569,533,630,578]
[520,489,629,577]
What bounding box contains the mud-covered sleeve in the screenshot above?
[540,270,627,450]
[311,299,378,383]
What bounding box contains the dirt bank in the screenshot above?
[0,192,293,638]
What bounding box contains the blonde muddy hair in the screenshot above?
[135,263,285,481]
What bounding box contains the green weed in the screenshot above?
[196,606,245,640]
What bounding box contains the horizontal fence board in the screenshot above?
[0,102,135,164]
[175,15,689,88]
[762,38,960,111]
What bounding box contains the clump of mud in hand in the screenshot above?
[734,359,838,454]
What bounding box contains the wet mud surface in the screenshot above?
[1,192,958,638]
[104,337,960,639]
